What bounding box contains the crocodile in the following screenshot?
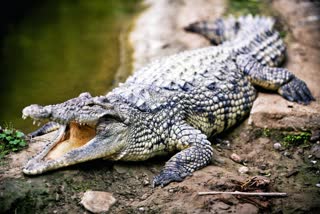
[22,15,314,187]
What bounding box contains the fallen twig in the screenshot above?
[198,191,287,197]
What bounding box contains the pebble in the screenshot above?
[310,130,320,142]
[316,183,320,188]
[310,160,317,164]
[113,164,129,174]
[81,190,116,213]
[138,207,145,212]
[284,151,291,158]
[273,143,282,150]
[238,166,249,174]
[311,144,320,159]
[230,153,242,163]
[236,203,259,214]
[143,179,150,186]
[217,202,230,210]
[55,193,60,201]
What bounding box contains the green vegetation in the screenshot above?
[253,128,312,149]
[281,132,311,148]
[0,126,27,158]
[226,0,271,16]
[262,128,271,137]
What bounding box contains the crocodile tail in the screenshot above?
[184,16,239,45]
[185,15,286,67]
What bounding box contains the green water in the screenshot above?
[0,0,141,132]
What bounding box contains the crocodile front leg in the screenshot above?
[153,123,213,187]
[236,54,315,104]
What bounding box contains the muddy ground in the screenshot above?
[1,0,320,213]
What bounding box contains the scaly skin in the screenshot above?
[22,15,314,187]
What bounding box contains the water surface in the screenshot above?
[0,0,141,132]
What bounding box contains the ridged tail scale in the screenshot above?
[185,15,286,67]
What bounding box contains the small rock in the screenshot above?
[230,153,242,163]
[316,183,320,188]
[143,179,150,186]
[310,160,317,164]
[311,144,320,159]
[273,143,282,150]
[284,151,292,158]
[238,166,249,174]
[236,203,259,214]
[113,164,128,174]
[55,193,60,201]
[310,130,320,142]
[138,207,145,212]
[217,202,230,210]
[81,190,116,213]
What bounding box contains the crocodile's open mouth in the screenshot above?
[22,93,127,175]
[23,121,99,175]
[43,122,96,161]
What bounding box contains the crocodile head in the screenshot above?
[22,92,130,174]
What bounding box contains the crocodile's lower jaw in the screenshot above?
[44,122,96,160]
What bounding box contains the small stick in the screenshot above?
[198,191,287,197]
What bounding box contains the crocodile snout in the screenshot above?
[22,104,52,120]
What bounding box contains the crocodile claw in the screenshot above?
[279,77,315,105]
[152,168,191,187]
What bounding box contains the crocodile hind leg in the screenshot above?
[236,54,315,104]
[153,123,213,187]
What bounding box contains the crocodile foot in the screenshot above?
[152,167,191,187]
[279,77,315,105]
